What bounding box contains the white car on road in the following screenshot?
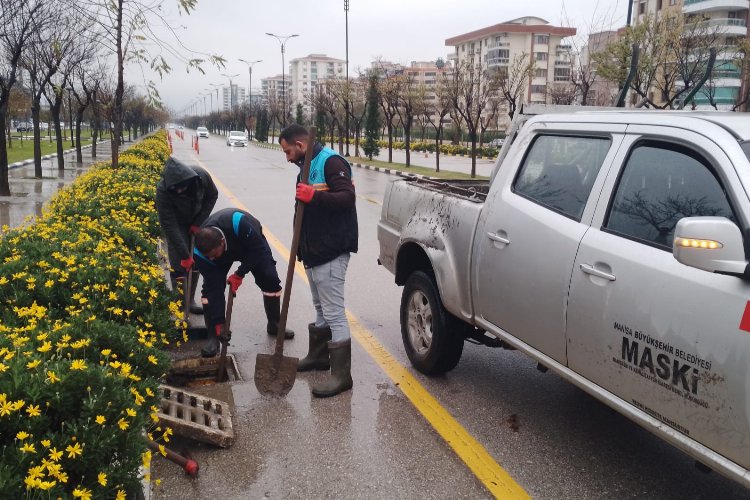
[197,126,209,138]
[226,130,248,147]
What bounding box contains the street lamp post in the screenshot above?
[221,73,240,112]
[203,88,214,114]
[209,83,220,112]
[344,0,350,156]
[239,58,262,106]
[266,32,299,127]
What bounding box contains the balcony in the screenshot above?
[698,17,748,36]
[487,41,510,49]
[487,57,509,67]
[683,0,750,14]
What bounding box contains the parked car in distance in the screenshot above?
[488,138,504,148]
[168,124,175,130]
[196,126,209,138]
[226,130,248,147]
[16,122,31,132]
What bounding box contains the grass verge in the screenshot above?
[251,141,489,180]
[5,137,97,164]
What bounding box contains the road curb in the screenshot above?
[250,141,435,180]
[8,143,95,170]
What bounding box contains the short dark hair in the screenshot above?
[195,227,223,254]
[279,124,308,144]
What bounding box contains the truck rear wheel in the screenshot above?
[401,271,464,374]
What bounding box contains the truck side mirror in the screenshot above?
[673,217,747,276]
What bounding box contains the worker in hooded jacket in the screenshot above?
[155,156,218,314]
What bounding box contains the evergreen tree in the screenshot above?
[363,73,380,160]
[295,103,305,125]
[256,109,269,143]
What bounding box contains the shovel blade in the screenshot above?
[254,353,298,396]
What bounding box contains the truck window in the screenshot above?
[513,135,611,221]
[742,141,750,162]
[605,142,736,250]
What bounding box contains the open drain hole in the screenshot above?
[165,354,241,387]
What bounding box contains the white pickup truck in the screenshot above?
[377,110,750,488]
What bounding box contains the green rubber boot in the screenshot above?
[311,339,352,398]
[297,324,332,372]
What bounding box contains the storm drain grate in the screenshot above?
[157,384,235,448]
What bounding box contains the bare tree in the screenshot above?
[347,74,368,157]
[377,67,402,163]
[449,59,499,178]
[394,72,419,167]
[21,0,75,178]
[422,73,453,173]
[594,11,724,109]
[496,52,535,120]
[73,0,225,168]
[547,82,578,104]
[0,0,45,195]
[560,3,621,105]
[43,13,93,171]
[71,61,105,163]
[478,96,502,147]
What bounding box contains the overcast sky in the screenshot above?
[142,0,627,113]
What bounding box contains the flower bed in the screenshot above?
[0,131,183,498]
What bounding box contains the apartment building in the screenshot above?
[260,75,290,108]
[289,54,346,117]
[581,30,624,106]
[445,17,576,108]
[220,84,246,111]
[632,0,749,108]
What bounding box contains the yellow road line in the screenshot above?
[194,157,529,500]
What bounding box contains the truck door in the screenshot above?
[473,130,621,363]
[566,129,750,469]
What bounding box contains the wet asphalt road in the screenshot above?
[153,132,749,499]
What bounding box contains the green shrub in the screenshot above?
[0,130,179,498]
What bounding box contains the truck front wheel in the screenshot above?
[401,271,464,374]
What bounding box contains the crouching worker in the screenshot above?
[156,156,218,314]
[194,208,294,358]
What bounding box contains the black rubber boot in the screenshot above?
[297,324,332,372]
[312,339,353,398]
[263,295,294,339]
[201,336,220,358]
[189,270,203,315]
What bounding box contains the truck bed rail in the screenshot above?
[402,176,489,202]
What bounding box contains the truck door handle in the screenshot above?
[486,232,510,244]
[580,263,616,281]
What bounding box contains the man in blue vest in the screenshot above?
[194,208,294,358]
[278,124,358,398]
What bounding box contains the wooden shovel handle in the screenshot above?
[184,235,195,321]
[274,127,317,356]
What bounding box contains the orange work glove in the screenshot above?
[180,257,194,271]
[295,183,315,203]
[189,225,201,236]
[227,274,243,294]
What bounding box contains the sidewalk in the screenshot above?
[0,142,112,229]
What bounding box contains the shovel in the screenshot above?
[216,287,234,382]
[254,127,317,396]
